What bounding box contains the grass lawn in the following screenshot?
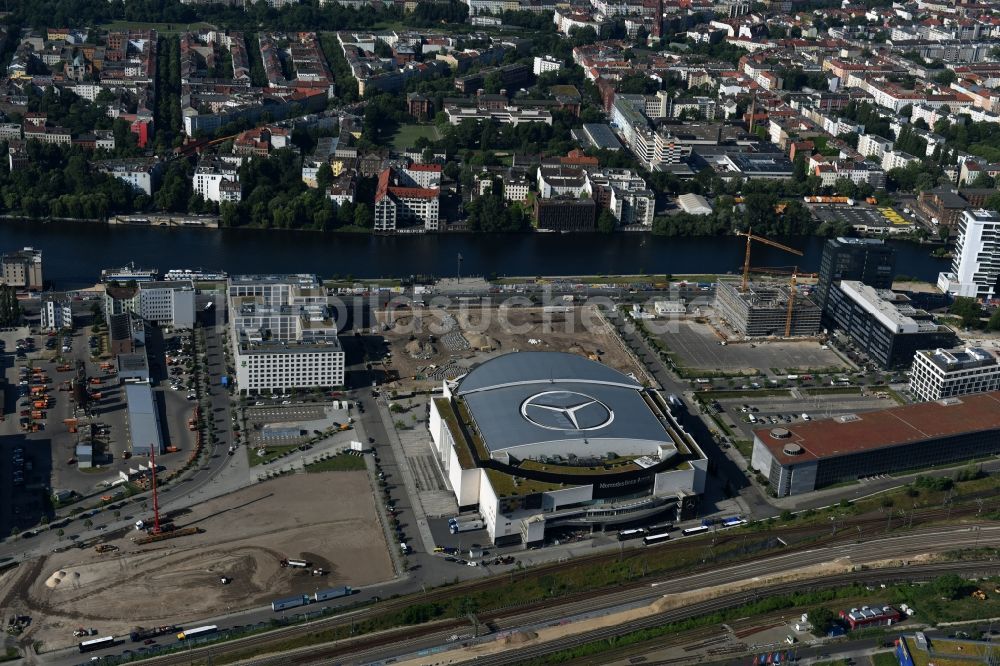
[305,454,366,472]
[870,652,899,666]
[248,444,299,467]
[102,20,215,34]
[389,124,440,149]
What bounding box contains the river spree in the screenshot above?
[0,220,951,288]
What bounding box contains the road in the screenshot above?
[113,524,1000,666]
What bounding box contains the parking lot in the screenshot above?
[708,388,900,446]
[659,321,847,374]
[244,402,355,448]
[0,322,202,505]
[811,205,885,227]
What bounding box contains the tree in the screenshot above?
[354,203,373,229]
[808,607,837,634]
[949,296,982,329]
[597,208,617,233]
[0,286,21,327]
[934,69,957,86]
[316,163,334,189]
[987,308,1000,331]
[932,573,965,600]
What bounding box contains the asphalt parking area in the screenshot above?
[660,321,844,373]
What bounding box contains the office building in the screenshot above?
[909,347,1000,402]
[752,391,1000,496]
[138,281,197,329]
[228,274,345,394]
[1,247,42,290]
[826,281,955,368]
[444,105,553,127]
[534,197,596,231]
[714,280,822,338]
[40,300,72,330]
[104,281,197,329]
[937,209,1000,300]
[815,237,896,310]
[428,352,707,545]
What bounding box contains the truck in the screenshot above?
[448,515,481,526]
[129,626,177,642]
[313,586,352,602]
[280,558,310,568]
[450,519,484,534]
[271,595,309,612]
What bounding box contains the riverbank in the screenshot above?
[0,219,952,289]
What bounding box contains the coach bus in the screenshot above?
[79,636,115,653]
[643,532,671,546]
[722,516,747,528]
[681,525,711,537]
[176,625,218,641]
[617,528,647,542]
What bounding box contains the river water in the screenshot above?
[0,220,951,289]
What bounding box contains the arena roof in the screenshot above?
[754,391,1000,465]
[455,352,670,459]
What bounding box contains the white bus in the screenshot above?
[617,528,646,542]
[681,525,711,536]
[79,636,115,653]
[642,532,671,546]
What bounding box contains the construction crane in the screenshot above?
[736,230,804,292]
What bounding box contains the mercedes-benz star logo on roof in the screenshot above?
[520,391,614,432]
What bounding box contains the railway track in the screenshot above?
[135,517,998,666]
[485,560,1000,666]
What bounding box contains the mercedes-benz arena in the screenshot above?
[428,352,708,546]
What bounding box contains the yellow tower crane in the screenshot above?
[736,229,804,292]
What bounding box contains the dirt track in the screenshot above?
[2,472,391,652]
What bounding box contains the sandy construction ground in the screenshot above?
[0,472,391,652]
[380,305,652,390]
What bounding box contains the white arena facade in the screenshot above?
[428,352,708,546]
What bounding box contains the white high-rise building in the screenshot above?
[40,300,72,330]
[533,55,563,76]
[909,347,1000,402]
[937,209,1000,300]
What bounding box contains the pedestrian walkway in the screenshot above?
[376,397,439,554]
[391,397,457,518]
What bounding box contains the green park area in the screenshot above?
[389,124,441,150]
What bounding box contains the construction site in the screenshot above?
[0,473,391,652]
[376,304,653,391]
[712,230,822,339]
